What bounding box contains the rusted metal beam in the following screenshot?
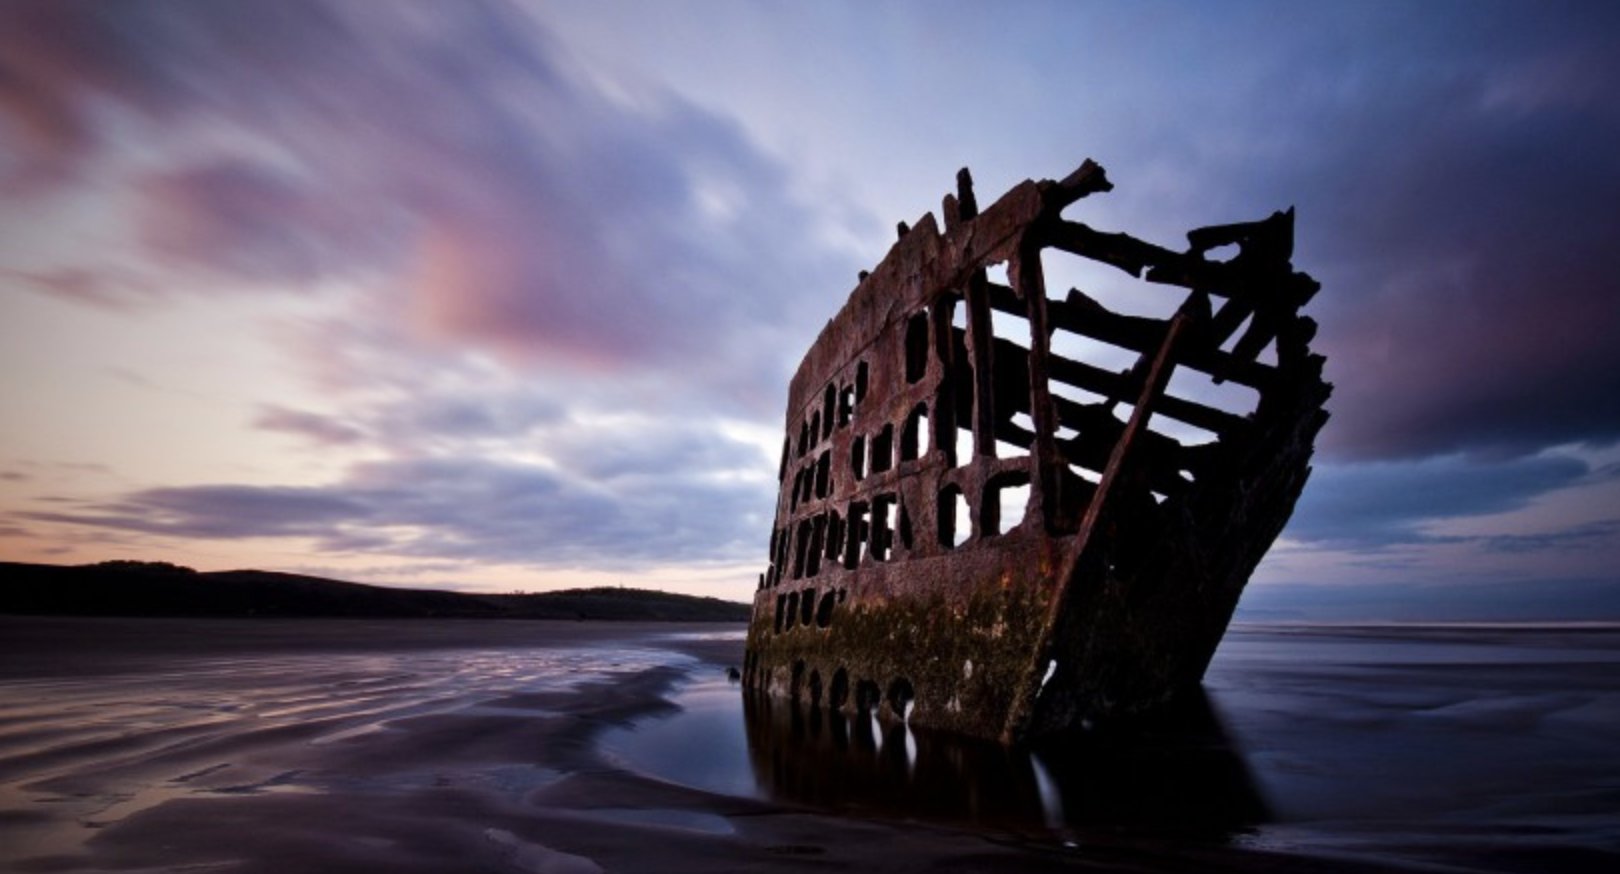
[744,160,1330,745]
[1003,309,1194,742]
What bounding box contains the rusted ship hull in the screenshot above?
[744,161,1329,744]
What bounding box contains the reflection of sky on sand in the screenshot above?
[0,643,686,864]
[600,678,759,801]
[607,625,1620,866]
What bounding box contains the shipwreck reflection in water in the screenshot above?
[741,687,1268,839]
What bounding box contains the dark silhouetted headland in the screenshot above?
[0,560,749,621]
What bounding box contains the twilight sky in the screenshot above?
[2,0,1617,619]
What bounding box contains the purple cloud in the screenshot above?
[1285,454,1591,549]
[26,484,372,540]
[134,160,376,284]
[6,0,1619,600]
[1481,519,1620,555]
[1201,4,1620,460]
[253,405,367,446]
[0,0,850,402]
[22,449,772,570]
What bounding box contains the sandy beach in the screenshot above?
[1,617,1615,873]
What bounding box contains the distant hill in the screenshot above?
[0,560,750,622]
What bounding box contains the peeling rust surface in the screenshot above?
[744,160,1331,744]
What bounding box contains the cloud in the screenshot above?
[1285,453,1590,548]
[26,484,373,540]
[375,395,564,443]
[134,160,377,284]
[1481,519,1620,555]
[253,405,367,446]
[1217,4,1620,461]
[0,267,155,309]
[7,0,1618,600]
[21,391,779,571]
[0,1,844,588]
[0,0,852,404]
[1235,577,1620,623]
[22,447,774,570]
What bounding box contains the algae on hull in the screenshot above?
[745,161,1330,744]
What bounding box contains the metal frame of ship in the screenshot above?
[743,160,1330,744]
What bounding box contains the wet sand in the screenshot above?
[1,617,1615,872]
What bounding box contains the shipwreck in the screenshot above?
[743,160,1330,744]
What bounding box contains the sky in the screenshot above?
[1,0,1617,619]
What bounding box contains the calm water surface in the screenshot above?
[604,624,1620,870]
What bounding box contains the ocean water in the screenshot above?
[2,618,1615,872]
[603,623,1620,871]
